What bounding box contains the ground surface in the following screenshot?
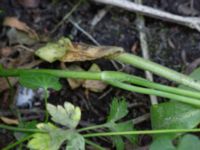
[0,0,200,149]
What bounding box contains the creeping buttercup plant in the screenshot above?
[1,38,200,149]
[27,98,135,150]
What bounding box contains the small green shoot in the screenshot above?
[107,98,128,122]
[106,98,136,150]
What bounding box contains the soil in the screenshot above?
[0,0,200,149]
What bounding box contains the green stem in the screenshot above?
[2,135,32,150]
[113,53,200,91]
[44,89,49,122]
[102,71,200,99]
[0,67,101,80]
[106,80,200,107]
[78,124,108,132]
[1,67,200,106]
[0,124,42,133]
[2,67,200,100]
[83,128,200,138]
[85,139,106,150]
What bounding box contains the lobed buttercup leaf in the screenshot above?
[151,102,200,130]
[150,134,200,150]
[150,136,175,150]
[47,102,81,128]
[28,122,85,150]
[151,102,200,138]
[151,67,200,140]
[28,133,51,150]
[28,123,68,150]
[177,134,200,150]
[19,72,62,91]
[66,133,85,150]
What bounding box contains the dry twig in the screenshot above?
[135,0,158,104]
[90,6,111,27]
[51,0,82,34]
[132,113,150,125]
[93,0,200,32]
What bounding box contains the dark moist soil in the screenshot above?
[1,0,200,149]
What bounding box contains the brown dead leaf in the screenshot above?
[65,65,85,89]
[68,79,83,89]
[62,63,107,92]
[61,42,123,62]
[82,64,107,92]
[83,80,107,92]
[3,17,38,39]
[0,46,42,93]
[35,38,123,62]
[7,28,38,45]
[0,47,13,57]
[0,116,19,125]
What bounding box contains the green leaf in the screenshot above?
[150,134,200,150]
[151,102,200,138]
[0,64,3,71]
[19,72,62,90]
[28,132,51,150]
[108,121,137,144]
[28,122,85,150]
[47,102,81,128]
[150,136,176,150]
[108,122,136,149]
[28,102,84,150]
[28,123,69,150]
[107,97,128,122]
[151,67,200,139]
[106,98,137,149]
[111,136,124,150]
[177,134,200,150]
[14,120,38,140]
[179,67,200,90]
[66,133,85,150]
[118,121,137,144]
